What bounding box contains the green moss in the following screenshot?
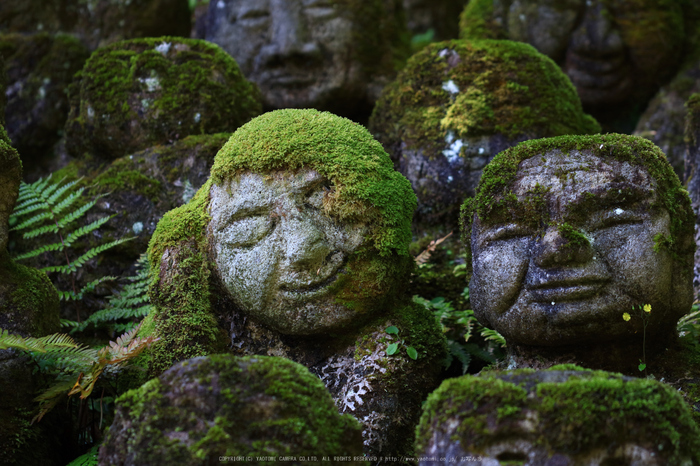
[93,167,162,201]
[369,39,599,161]
[461,134,695,268]
[458,0,504,40]
[146,110,418,373]
[416,369,700,463]
[111,355,364,461]
[65,36,261,160]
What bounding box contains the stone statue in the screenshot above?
[100,354,365,465]
[64,37,262,161]
[416,367,700,465]
[462,134,695,373]
[369,39,599,234]
[205,0,409,123]
[459,0,700,132]
[144,109,447,457]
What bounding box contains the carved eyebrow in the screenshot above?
[568,184,654,213]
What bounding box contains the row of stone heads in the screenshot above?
[98,354,700,465]
[161,108,693,351]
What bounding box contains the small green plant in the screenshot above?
[623,303,652,372]
[384,326,418,360]
[0,325,157,422]
[64,253,153,335]
[8,175,132,320]
[414,287,506,374]
[678,303,700,340]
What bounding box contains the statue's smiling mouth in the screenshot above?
[279,251,346,295]
[528,277,608,303]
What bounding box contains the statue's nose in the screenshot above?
[569,1,624,57]
[533,224,593,268]
[279,214,331,272]
[258,2,322,66]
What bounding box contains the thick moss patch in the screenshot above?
[370,39,600,161]
[101,355,365,463]
[65,36,261,160]
[417,368,700,463]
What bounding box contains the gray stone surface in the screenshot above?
[100,354,365,465]
[205,0,406,121]
[208,169,367,335]
[635,62,700,179]
[470,149,689,347]
[416,369,700,465]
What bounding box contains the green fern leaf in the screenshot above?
[12,240,66,261]
[46,177,82,205]
[60,276,118,301]
[10,211,53,233]
[51,187,86,218]
[10,199,46,218]
[55,197,100,229]
[62,215,114,248]
[45,237,132,275]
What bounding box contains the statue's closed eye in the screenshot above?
[219,215,276,249]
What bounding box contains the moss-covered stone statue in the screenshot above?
[204,0,409,123]
[0,32,90,173]
[0,120,64,464]
[369,39,600,233]
[100,354,365,465]
[634,58,700,179]
[462,133,700,419]
[144,109,447,457]
[0,0,191,51]
[65,37,262,161]
[459,0,700,133]
[416,367,700,465]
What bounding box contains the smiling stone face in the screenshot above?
[208,168,368,335]
[469,148,691,346]
[460,0,689,131]
[206,0,366,115]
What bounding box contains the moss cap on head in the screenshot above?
[65,36,261,160]
[100,354,365,464]
[370,39,600,158]
[461,133,695,265]
[212,108,416,257]
[416,368,700,463]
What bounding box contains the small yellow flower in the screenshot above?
[623,312,631,321]
[643,304,651,313]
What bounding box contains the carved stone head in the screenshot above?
[462,134,694,349]
[205,0,408,119]
[369,39,599,231]
[460,0,695,130]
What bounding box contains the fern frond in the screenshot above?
[51,187,86,219]
[60,276,118,301]
[62,215,114,248]
[11,211,53,233]
[43,237,132,275]
[480,328,507,348]
[10,199,46,218]
[12,240,66,261]
[56,196,102,230]
[47,178,82,205]
[0,328,77,352]
[33,378,74,423]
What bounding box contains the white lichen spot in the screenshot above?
[614,208,624,215]
[37,23,44,31]
[194,112,201,123]
[551,301,555,305]
[520,14,526,22]
[438,48,450,58]
[478,147,485,155]
[155,42,172,56]
[132,222,144,235]
[442,133,464,163]
[141,99,150,110]
[217,0,225,8]
[37,86,46,100]
[87,106,95,119]
[447,175,454,183]
[182,180,196,204]
[442,79,459,94]
[141,76,161,92]
[600,144,604,149]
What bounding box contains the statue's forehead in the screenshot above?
[512,150,654,196]
[209,168,324,215]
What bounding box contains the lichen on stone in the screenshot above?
[65,36,261,160]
